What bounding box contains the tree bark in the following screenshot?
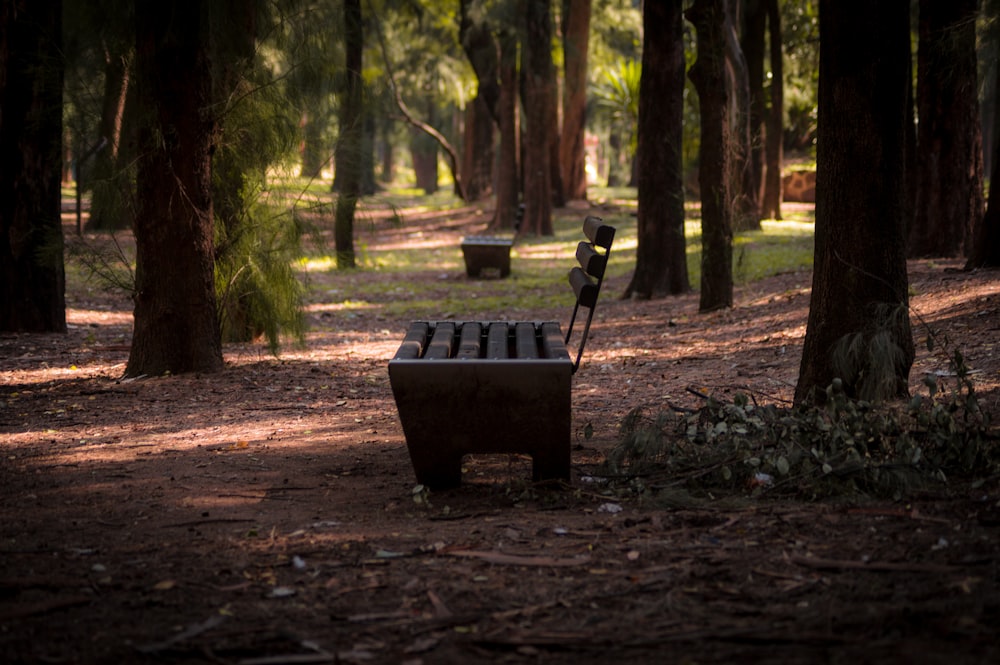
[0,0,66,333]
[624,0,689,299]
[688,0,734,312]
[966,9,1000,269]
[461,92,496,202]
[520,0,554,236]
[908,0,984,258]
[724,0,759,232]
[127,0,223,376]
[491,30,520,231]
[458,1,498,202]
[334,0,362,268]
[560,0,590,202]
[795,0,914,404]
[760,0,783,220]
[300,111,328,179]
[743,0,766,219]
[86,50,131,232]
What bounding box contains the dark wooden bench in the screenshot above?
[388,216,616,490]
[461,236,514,278]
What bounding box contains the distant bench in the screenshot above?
[461,236,514,278]
[388,216,616,490]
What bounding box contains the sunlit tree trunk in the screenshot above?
[334,0,362,268]
[459,0,499,203]
[795,0,914,403]
[624,0,689,299]
[724,0,759,232]
[743,0,766,217]
[461,94,495,202]
[560,0,590,202]
[127,0,222,376]
[688,0,734,312]
[521,0,554,235]
[0,0,65,333]
[761,0,783,220]
[491,30,520,231]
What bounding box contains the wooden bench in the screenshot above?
[461,236,514,278]
[388,216,616,490]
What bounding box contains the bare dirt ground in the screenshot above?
[2,205,999,664]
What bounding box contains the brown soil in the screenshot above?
[2,205,999,664]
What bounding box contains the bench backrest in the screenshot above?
[566,215,616,373]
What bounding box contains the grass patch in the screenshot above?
[299,194,815,323]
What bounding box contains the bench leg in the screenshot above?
[531,445,571,484]
[410,454,463,491]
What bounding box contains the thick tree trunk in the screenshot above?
[688,0,734,312]
[491,30,520,231]
[127,1,222,376]
[87,51,131,232]
[334,0,362,268]
[724,0,759,232]
[743,0,766,219]
[966,19,1000,269]
[461,95,495,202]
[624,0,689,299]
[761,0,783,220]
[795,0,914,404]
[520,0,554,236]
[908,0,984,258]
[560,0,590,201]
[0,0,65,333]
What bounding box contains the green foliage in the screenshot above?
[214,201,307,354]
[607,347,994,502]
[830,303,910,403]
[212,48,306,353]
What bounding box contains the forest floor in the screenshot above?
[2,200,1000,664]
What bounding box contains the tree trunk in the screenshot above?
[795,0,914,404]
[334,0,362,269]
[491,30,520,231]
[459,0,501,122]
[724,0,759,232]
[410,116,439,195]
[908,0,984,258]
[461,94,496,202]
[127,1,223,376]
[742,0,766,217]
[966,10,1000,269]
[379,115,395,184]
[624,0,689,300]
[300,111,328,179]
[87,50,131,232]
[0,0,66,333]
[560,0,590,202]
[760,0,783,220]
[520,0,554,236]
[688,0,734,312]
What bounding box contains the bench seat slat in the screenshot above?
[424,321,456,359]
[540,322,570,360]
[457,322,482,359]
[486,322,509,359]
[515,322,539,359]
[393,321,429,360]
